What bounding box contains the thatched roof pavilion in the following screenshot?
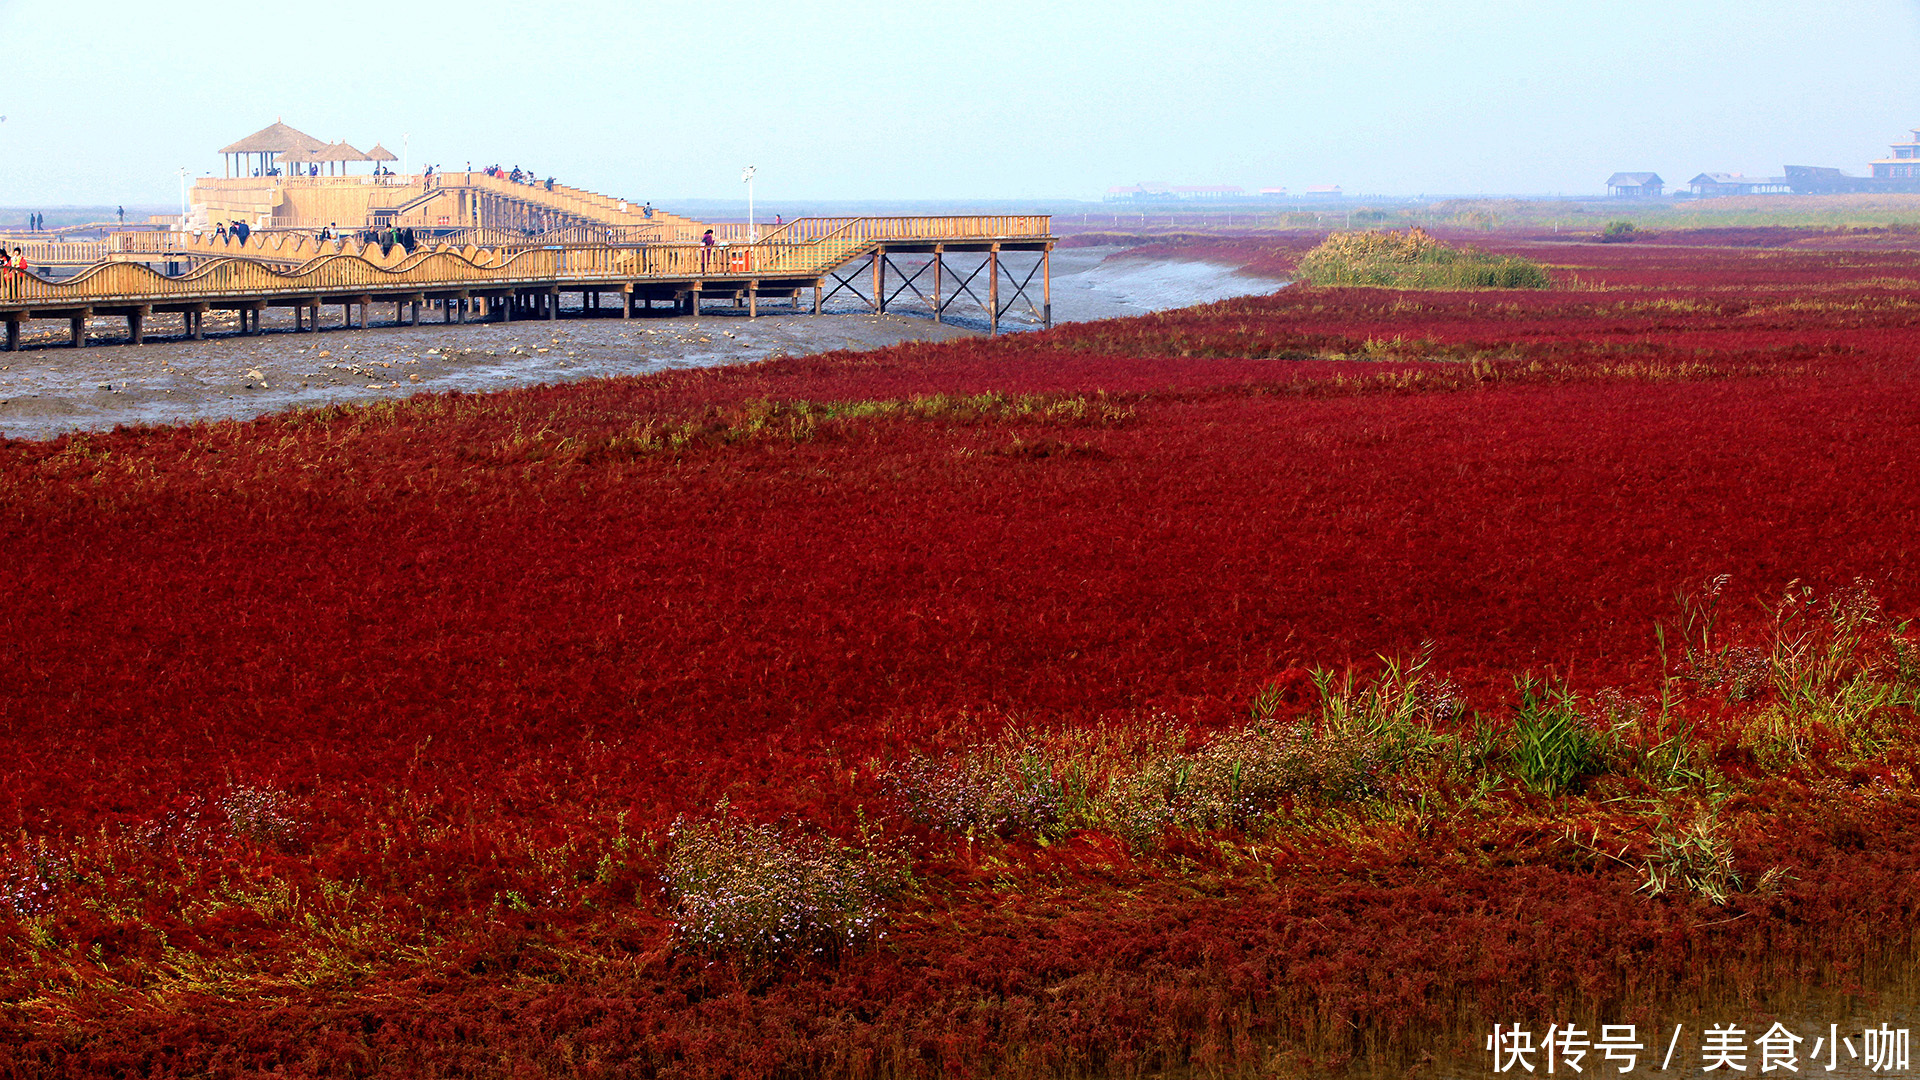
[220,120,327,178]
[275,146,326,177]
[314,141,370,176]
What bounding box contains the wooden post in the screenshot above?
[813,282,820,315]
[192,308,205,340]
[359,299,370,329]
[410,300,420,325]
[309,303,320,331]
[1043,245,1052,329]
[547,287,559,321]
[621,283,633,318]
[4,317,18,352]
[443,298,452,324]
[502,293,513,323]
[933,246,943,324]
[748,281,758,319]
[129,306,147,345]
[70,313,87,347]
[988,244,1000,336]
[293,305,303,332]
[457,294,468,324]
[249,304,264,335]
[872,249,884,314]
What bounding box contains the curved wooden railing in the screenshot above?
[1,248,557,306]
[0,216,1053,309]
[0,240,113,266]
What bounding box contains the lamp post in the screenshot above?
[742,165,757,241]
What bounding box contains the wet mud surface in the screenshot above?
[0,248,1285,441]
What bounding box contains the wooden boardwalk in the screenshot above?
[0,216,1054,350]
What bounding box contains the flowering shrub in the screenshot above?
[219,785,301,848]
[665,808,890,963]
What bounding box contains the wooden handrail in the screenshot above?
[1,217,1053,310]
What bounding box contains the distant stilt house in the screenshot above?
[1606,172,1664,198]
[1785,165,1876,194]
[1687,173,1791,197]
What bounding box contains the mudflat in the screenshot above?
[0,248,1285,441]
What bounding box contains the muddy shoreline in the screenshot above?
[0,249,1286,442]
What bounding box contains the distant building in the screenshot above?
[1786,125,1920,193]
[1687,173,1790,197]
[1606,172,1664,198]
[1301,185,1343,198]
[1870,129,1920,180]
[1104,182,1250,202]
[1258,187,1287,197]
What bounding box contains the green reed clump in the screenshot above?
[1639,809,1751,906]
[1299,228,1552,289]
[1311,648,1466,768]
[1506,676,1613,797]
[665,806,893,963]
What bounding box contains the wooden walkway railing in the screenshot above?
[0,216,1053,311]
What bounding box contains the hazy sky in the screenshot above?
[3,0,1918,205]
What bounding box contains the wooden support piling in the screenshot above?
[4,318,18,352]
[933,246,943,324]
[129,306,148,345]
[988,244,1000,335]
[748,282,758,319]
[70,314,87,347]
[1043,246,1052,328]
[873,249,884,314]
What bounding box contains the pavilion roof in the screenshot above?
[220,120,329,155]
[275,147,325,164]
[316,141,369,162]
[365,142,398,162]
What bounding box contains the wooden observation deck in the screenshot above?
[0,215,1055,351]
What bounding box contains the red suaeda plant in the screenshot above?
[0,229,1916,1076]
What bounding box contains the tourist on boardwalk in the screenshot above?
[701,228,715,271]
[643,203,654,220]
[215,222,229,243]
[233,221,250,244]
